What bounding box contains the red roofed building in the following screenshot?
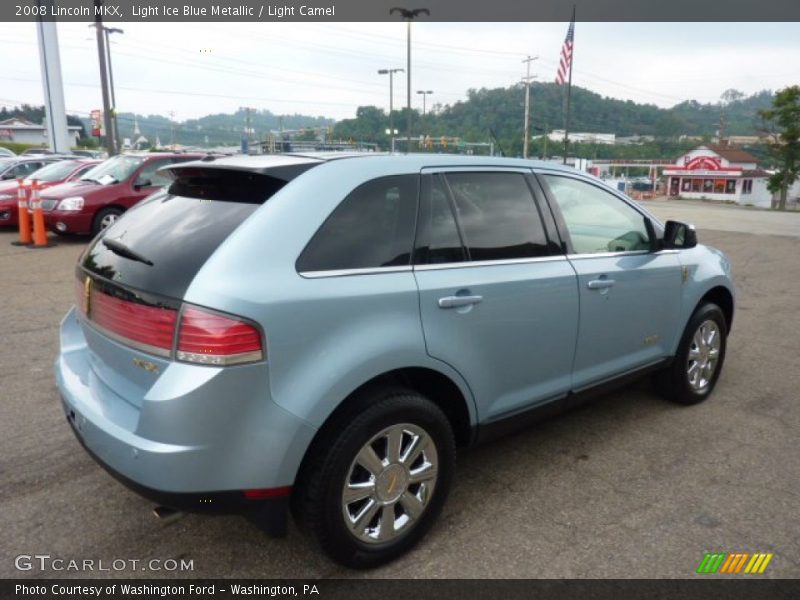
[664,144,772,208]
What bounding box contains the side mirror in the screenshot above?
[133,177,152,190]
[663,220,697,249]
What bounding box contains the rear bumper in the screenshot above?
[55,307,317,522]
[63,410,290,534]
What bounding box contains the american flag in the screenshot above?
[555,19,575,85]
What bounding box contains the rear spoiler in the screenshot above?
[158,156,324,182]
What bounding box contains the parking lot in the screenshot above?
[1,199,799,579]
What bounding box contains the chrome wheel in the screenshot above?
[342,423,438,544]
[686,319,721,392]
[99,213,119,230]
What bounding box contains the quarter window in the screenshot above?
[414,174,467,265]
[297,175,418,273]
[541,175,650,254]
[443,172,549,261]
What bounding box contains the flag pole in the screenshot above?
[563,5,575,165]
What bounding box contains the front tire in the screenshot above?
[294,387,455,568]
[655,302,728,405]
[92,206,123,236]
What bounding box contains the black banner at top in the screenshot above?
[4,0,800,22]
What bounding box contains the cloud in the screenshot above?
[1,21,798,122]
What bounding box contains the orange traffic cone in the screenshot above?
[28,179,55,248]
[10,177,32,246]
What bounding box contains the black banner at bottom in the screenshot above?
[4,579,800,600]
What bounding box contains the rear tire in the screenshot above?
[655,302,727,405]
[294,387,455,568]
[92,207,123,236]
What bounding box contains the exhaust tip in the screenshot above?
[152,506,184,524]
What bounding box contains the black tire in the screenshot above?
[92,206,123,236]
[293,387,456,568]
[655,302,728,405]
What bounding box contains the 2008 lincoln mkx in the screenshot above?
[56,153,734,568]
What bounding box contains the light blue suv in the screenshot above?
[56,154,734,567]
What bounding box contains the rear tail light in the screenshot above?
[89,288,177,357]
[76,277,263,365]
[176,306,264,366]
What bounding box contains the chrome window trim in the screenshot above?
[420,166,534,175]
[299,265,413,279]
[414,255,567,271]
[566,249,680,260]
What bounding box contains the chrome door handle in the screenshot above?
[587,279,615,290]
[438,295,483,309]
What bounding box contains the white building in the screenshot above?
[541,130,616,145]
[663,144,772,208]
[0,117,81,147]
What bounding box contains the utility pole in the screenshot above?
[93,1,115,156]
[390,7,429,152]
[102,27,123,153]
[168,110,176,148]
[543,121,548,159]
[245,107,251,154]
[521,55,538,159]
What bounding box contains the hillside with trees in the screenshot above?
[105,108,335,148]
[333,85,776,158]
[2,86,778,159]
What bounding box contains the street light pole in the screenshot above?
[378,68,404,152]
[521,55,538,159]
[416,90,433,117]
[390,7,429,152]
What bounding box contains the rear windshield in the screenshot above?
[166,167,305,203]
[80,166,316,299]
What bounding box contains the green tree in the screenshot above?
[759,86,800,210]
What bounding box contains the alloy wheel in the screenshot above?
[342,423,438,544]
[686,319,721,392]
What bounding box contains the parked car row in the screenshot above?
[0,146,108,159]
[0,152,204,235]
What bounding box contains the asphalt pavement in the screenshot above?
[1,200,798,578]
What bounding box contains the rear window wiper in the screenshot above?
[102,237,154,266]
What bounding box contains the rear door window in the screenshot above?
[443,171,549,261]
[296,175,418,273]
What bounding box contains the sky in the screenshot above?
[0,21,798,124]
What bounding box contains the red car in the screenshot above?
[0,159,99,228]
[40,152,204,236]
